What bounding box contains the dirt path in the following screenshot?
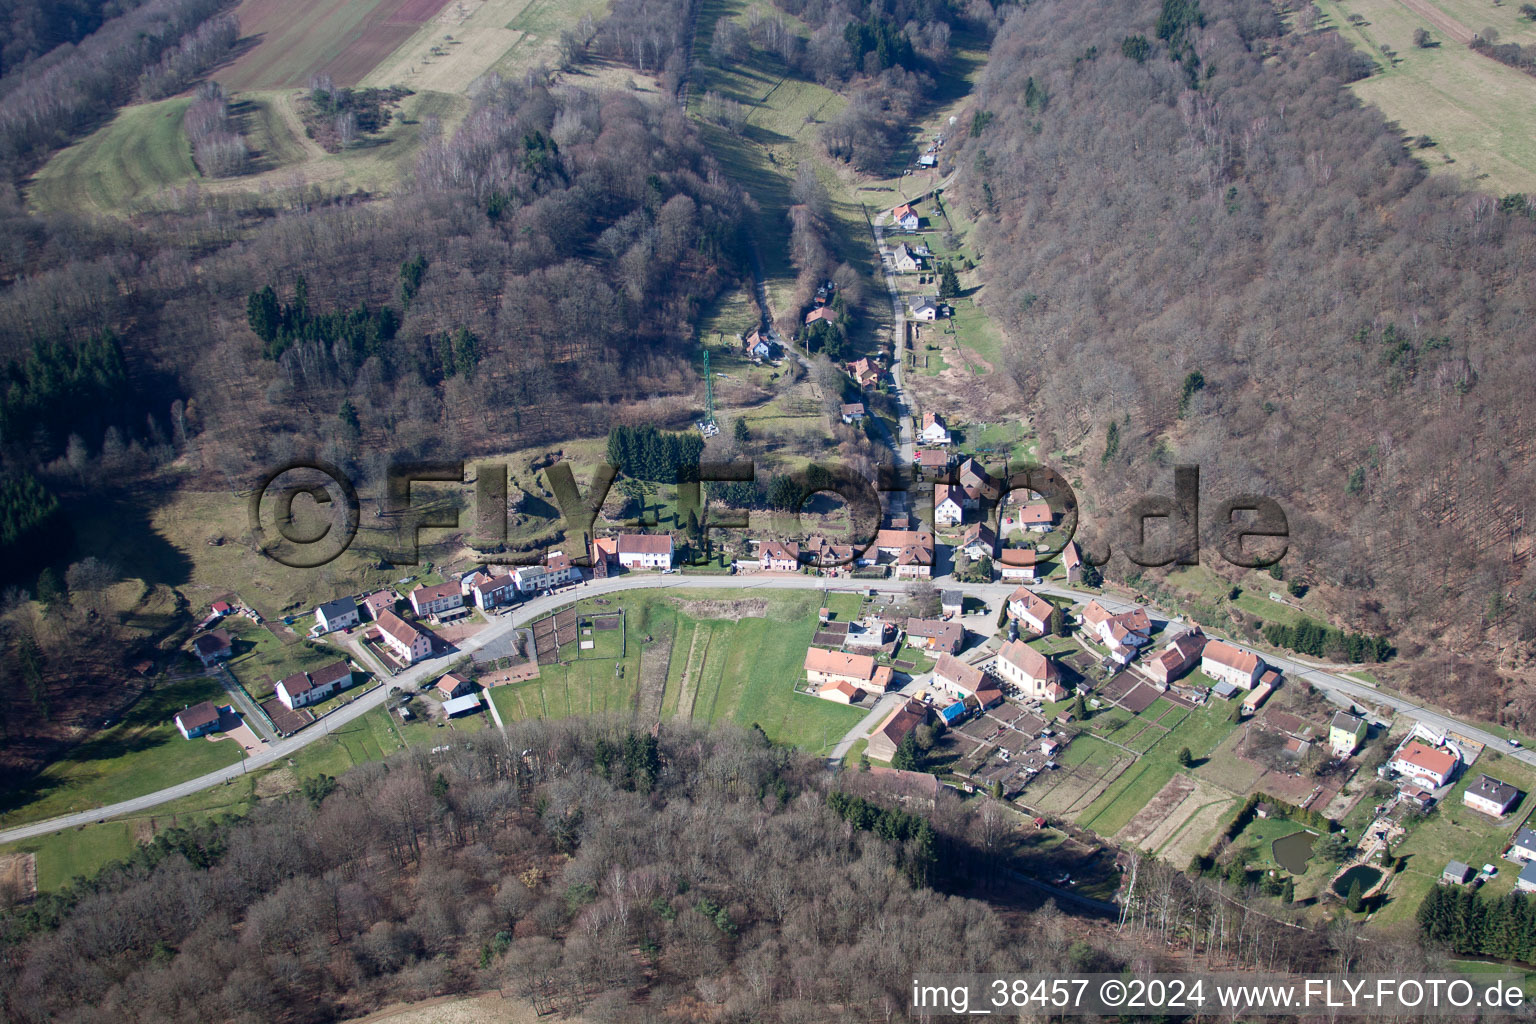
[1398,0,1473,45]
[634,619,673,724]
[674,624,709,722]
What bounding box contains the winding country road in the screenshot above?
[3,571,1530,847]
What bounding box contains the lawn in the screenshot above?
[0,678,246,829]
[28,97,197,214]
[1317,0,1536,192]
[224,617,349,702]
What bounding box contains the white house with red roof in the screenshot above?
[617,533,674,570]
[758,540,801,572]
[920,412,951,445]
[1007,588,1055,635]
[410,581,464,618]
[1201,639,1264,690]
[935,484,966,526]
[1061,541,1082,582]
[375,609,433,665]
[1389,740,1459,788]
[892,203,919,230]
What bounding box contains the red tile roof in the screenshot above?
[376,608,426,647]
[804,647,876,681]
[1203,639,1260,674]
[412,581,460,605]
[617,533,673,555]
[999,639,1058,682]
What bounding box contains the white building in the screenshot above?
[995,639,1065,701]
[1200,639,1264,690]
[376,609,433,665]
[276,661,353,710]
[314,597,360,634]
[1389,740,1459,788]
[410,582,464,618]
[471,573,517,610]
[920,411,951,445]
[616,533,674,570]
[935,484,965,526]
[1008,588,1054,635]
[1463,775,1520,817]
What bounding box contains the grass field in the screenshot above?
[0,678,245,829]
[224,617,349,702]
[27,98,197,213]
[1318,0,1536,192]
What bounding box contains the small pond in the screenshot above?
[1332,864,1383,896]
[1271,830,1315,874]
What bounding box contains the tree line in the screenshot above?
[1417,884,1536,965]
[605,425,706,483]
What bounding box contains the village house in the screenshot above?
[1463,775,1521,817]
[848,357,882,388]
[892,243,923,272]
[174,701,229,740]
[803,647,893,692]
[758,540,801,572]
[917,449,952,475]
[459,569,488,596]
[1329,711,1369,757]
[909,295,941,320]
[959,522,996,561]
[871,528,933,579]
[867,698,930,761]
[192,629,233,667]
[362,590,398,620]
[376,609,433,665]
[840,402,866,424]
[436,672,476,700]
[934,484,966,526]
[1148,631,1206,688]
[906,618,964,655]
[892,203,920,230]
[803,534,857,567]
[314,597,360,634]
[1008,587,1055,635]
[276,660,354,711]
[941,590,963,617]
[1061,541,1082,583]
[956,458,996,499]
[544,551,577,584]
[1080,600,1153,651]
[817,679,866,705]
[617,533,674,570]
[932,652,989,699]
[1389,740,1459,788]
[1201,639,1264,689]
[995,639,1066,701]
[1014,501,1055,532]
[1511,827,1536,862]
[997,547,1038,583]
[410,581,465,619]
[920,411,951,445]
[804,306,838,328]
[743,327,772,360]
[471,573,517,610]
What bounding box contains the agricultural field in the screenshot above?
[0,678,245,830]
[220,0,449,91]
[1317,0,1536,193]
[26,98,198,213]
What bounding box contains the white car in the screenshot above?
[1508,738,1522,748]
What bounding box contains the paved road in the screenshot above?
[2,572,1530,845]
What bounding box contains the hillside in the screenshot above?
[952,0,1536,728]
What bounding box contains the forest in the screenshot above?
[953,0,1536,727]
[0,720,1476,1022]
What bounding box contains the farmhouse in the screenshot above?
[1201,639,1264,689]
[617,533,674,570]
[909,295,941,320]
[376,609,433,666]
[803,647,893,692]
[1014,501,1055,532]
[867,699,930,762]
[997,547,1038,582]
[849,357,883,388]
[956,458,995,499]
[410,581,464,619]
[192,629,233,667]
[1081,601,1153,650]
[932,652,988,700]
[276,660,354,711]
[995,639,1065,701]
[436,672,476,699]
[840,402,866,424]
[1463,775,1521,817]
[916,449,952,473]
[892,203,920,230]
[1148,631,1205,687]
[1390,740,1459,788]
[744,328,772,360]
[174,701,228,740]
[920,412,951,445]
[1008,588,1055,635]
[1329,711,1368,757]
[872,528,934,579]
[906,618,963,655]
[314,596,360,634]
[471,573,517,610]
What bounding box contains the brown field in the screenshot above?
[343,991,570,1024]
[1116,774,1195,848]
[1027,754,1134,817]
[0,853,36,901]
[220,0,450,90]
[1158,794,1239,869]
